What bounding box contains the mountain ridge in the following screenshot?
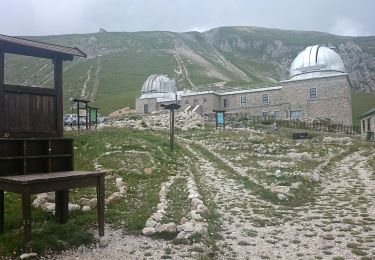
[3,26,375,114]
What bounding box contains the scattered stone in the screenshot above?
[82,206,91,212]
[20,253,37,259]
[143,168,154,174]
[142,227,156,236]
[99,236,109,247]
[68,203,80,212]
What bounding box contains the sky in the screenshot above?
[1,0,374,37]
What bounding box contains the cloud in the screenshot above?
[0,0,374,36]
[329,18,371,36]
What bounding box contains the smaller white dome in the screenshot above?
[141,74,176,94]
[290,45,346,80]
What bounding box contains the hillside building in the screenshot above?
[135,45,353,125]
[359,108,375,140]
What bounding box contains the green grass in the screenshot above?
[4,29,374,115]
[0,127,181,257]
[352,92,375,125]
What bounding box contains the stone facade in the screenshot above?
[136,74,352,125]
[359,109,375,140]
[281,74,352,125]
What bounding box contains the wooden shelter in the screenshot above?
[0,35,105,253]
[0,34,86,137]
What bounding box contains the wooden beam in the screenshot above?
[0,50,4,137]
[54,57,63,137]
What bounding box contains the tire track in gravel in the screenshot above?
[186,144,285,259]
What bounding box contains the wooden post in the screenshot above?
[0,190,4,234]
[55,190,69,223]
[54,57,63,137]
[22,190,32,253]
[97,174,105,236]
[0,50,4,137]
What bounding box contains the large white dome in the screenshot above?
[290,45,346,80]
[141,74,176,94]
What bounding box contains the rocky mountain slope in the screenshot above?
[4,26,375,114]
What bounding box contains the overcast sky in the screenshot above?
[1,0,374,37]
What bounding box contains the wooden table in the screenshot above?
[0,171,105,252]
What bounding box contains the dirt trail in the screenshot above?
[47,145,375,260]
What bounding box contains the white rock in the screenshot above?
[41,202,55,212]
[145,219,157,228]
[82,206,91,212]
[20,252,37,259]
[99,236,109,247]
[68,203,80,212]
[142,227,156,236]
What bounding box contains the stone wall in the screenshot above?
[360,113,375,140]
[281,74,352,125]
[135,75,353,125]
[180,92,219,113]
[135,98,158,114]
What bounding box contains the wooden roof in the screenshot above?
[0,34,86,60]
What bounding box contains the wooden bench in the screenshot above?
[0,138,105,253]
[292,132,311,140]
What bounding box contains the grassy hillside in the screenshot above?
[4,27,375,115]
[352,92,375,124]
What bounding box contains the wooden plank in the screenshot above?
[0,171,102,184]
[4,84,56,96]
[97,174,105,236]
[55,190,69,224]
[0,50,4,137]
[22,190,32,253]
[54,57,63,137]
[0,190,4,233]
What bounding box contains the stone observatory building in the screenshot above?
[135,45,352,125]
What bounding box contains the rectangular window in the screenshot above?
[144,104,149,114]
[368,118,371,131]
[223,98,229,108]
[203,98,208,103]
[240,96,247,107]
[309,88,317,99]
[262,112,269,118]
[274,111,281,119]
[362,120,366,131]
[262,94,269,104]
[290,110,304,120]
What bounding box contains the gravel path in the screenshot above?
[47,144,375,260]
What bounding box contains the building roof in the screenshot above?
[141,74,176,94]
[359,107,375,118]
[0,34,86,60]
[290,45,345,80]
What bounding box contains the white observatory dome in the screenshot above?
[290,45,346,80]
[141,74,176,94]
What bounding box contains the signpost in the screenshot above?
[214,110,226,130]
[161,103,181,151]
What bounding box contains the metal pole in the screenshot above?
[170,108,175,151]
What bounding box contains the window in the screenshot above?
[362,120,366,131]
[368,118,371,131]
[203,98,208,103]
[193,99,199,106]
[274,111,281,119]
[240,96,247,107]
[223,98,229,108]
[309,88,317,99]
[262,112,269,118]
[290,110,304,120]
[185,100,189,104]
[262,94,269,104]
[144,104,149,114]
